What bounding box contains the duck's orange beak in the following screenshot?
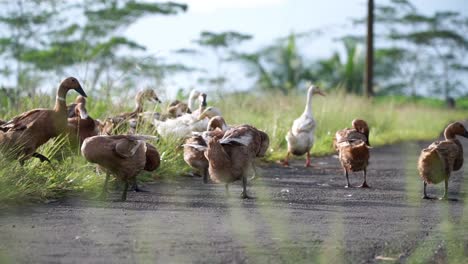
[315,89,326,96]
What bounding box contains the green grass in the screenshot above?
[218,91,468,160]
[0,91,467,203]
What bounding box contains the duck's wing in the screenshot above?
[113,138,145,158]
[335,128,367,143]
[0,109,47,132]
[293,116,315,134]
[221,125,255,146]
[431,141,460,172]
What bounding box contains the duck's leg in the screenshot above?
[202,167,209,184]
[439,178,449,200]
[32,152,51,163]
[97,173,110,200]
[240,174,252,199]
[344,169,351,188]
[132,178,148,192]
[281,152,290,167]
[249,162,257,181]
[358,168,370,188]
[305,151,311,167]
[422,182,433,199]
[121,181,129,201]
[225,184,230,197]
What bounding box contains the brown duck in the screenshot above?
[0,77,87,164]
[104,89,161,134]
[204,125,269,199]
[81,135,160,201]
[67,95,86,118]
[334,119,371,188]
[183,116,228,183]
[67,96,99,147]
[418,122,468,200]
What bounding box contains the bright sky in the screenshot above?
[124,0,468,97]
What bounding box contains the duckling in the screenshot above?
[81,135,160,201]
[418,122,468,200]
[204,125,269,198]
[67,98,99,147]
[0,77,87,164]
[183,116,228,183]
[335,119,371,188]
[282,84,325,167]
[106,89,161,134]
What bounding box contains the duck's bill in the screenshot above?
[75,86,88,97]
[151,97,162,103]
[317,90,326,96]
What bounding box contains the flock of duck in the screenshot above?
[0,77,466,201]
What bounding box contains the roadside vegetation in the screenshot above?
[0,91,466,203]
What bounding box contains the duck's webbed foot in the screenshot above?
[132,179,148,192]
[422,195,435,200]
[359,181,370,188]
[240,191,253,199]
[438,195,448,201]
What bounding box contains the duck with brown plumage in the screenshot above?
[203,124,269,199]
[81,135,160,201]
[183,116,229,183]
[334,119,371,188]
[66,96,100,147]
[0,77,87,165]
[418,122,468,200]
[102,89,161,135]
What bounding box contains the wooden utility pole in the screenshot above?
[365,0,374,97]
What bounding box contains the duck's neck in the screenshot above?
[133,97,144,113]
[188,95,197,111]
[54,84,68,113]
[302,90,313,117]
[444,129,456,140]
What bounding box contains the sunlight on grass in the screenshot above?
[219,91,467,161]
[1,90,467,204]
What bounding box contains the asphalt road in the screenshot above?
[0,139,467,263]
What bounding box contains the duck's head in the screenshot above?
[207,116,228,131]
[137,89,161,103]
[199,93,207,107]
[198,107,223,120]
[352,119,370,146]
[61,77,87,97]
[74,103,89,119]
[445,122,468,140]
[189,89,201,100]
[75,95,87,104]
[168,103,189,117]
[308,84,326,97]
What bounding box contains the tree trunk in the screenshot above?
[365,0,374,97]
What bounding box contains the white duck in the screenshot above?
[282,84,325,167]
[153,106,222,139]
